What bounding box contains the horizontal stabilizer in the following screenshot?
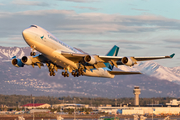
[10,56,16,60]
[108,71,141,75]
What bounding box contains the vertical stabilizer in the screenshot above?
[106,45,119,56]
[105,45,119,70]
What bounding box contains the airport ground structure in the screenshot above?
[0,99,180,117]
[99,99,180,115]
[98,106,180,115]
[24,99,180,116]
[22,103,51,109]
[0,90,180,117]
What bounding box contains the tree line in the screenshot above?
[0,94,177,107]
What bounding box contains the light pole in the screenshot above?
[74,98,76,120]
[152,99,153,120]
[32,97,35,120]
[115,99,117,120]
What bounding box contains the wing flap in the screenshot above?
[108,71,141,75]
[99,56,122,62]
[61,51,105,63]
[61,51,86,57]
[60,51,86,63]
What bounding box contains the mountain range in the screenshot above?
[118,61,180,84]
[0,46,180,98]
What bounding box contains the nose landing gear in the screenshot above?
[30,52,36,56]
[30,45,36,56]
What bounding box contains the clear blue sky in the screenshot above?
[0,0,179,67]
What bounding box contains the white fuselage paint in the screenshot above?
[22,25,114,78]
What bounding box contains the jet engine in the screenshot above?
[11,59,24,67]
[121,57,135,66]
[21,56,33,65]
[84,55,96,65]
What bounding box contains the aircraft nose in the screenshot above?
[22,28,30,39]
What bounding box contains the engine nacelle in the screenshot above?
[11,59,24,67]
[84,55,96,65]
[121,57,134,66]
[21,56,33,65]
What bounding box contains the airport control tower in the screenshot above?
[133,86,141,106]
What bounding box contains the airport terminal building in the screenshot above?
[98,106,180,115]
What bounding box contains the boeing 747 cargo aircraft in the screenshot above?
[11,25,175,78]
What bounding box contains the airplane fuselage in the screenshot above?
[22,25,115,78]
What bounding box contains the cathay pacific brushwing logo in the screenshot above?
[41,35,44,40]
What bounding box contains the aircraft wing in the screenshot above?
[11,54,46,68]
[99,53,175,62]
[22,54,48,68]
[99,53,175,67]
[62,50,174,61]
[61,51,175,68]
[132,53,175,61]
[108,71,141,75]
[12,54,64,70]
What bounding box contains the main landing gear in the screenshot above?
[49,69,55,76]
[48,63,56,76]
[71,68,84,77]
[62,71,69,77]
[61,68,84,77]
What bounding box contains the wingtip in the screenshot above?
[170,53,175,58]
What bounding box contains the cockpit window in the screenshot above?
[30,25,37,28]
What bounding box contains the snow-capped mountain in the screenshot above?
[1,45,179,83]
[118,61,180,84]
[0,46,180,98]
[1,60,180,98]
[0,46,30,60]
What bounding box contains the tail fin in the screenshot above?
[105,45,119,70]
[106,45,119,56]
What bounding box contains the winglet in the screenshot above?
[10,56,16,60]
[170,53,175,58]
